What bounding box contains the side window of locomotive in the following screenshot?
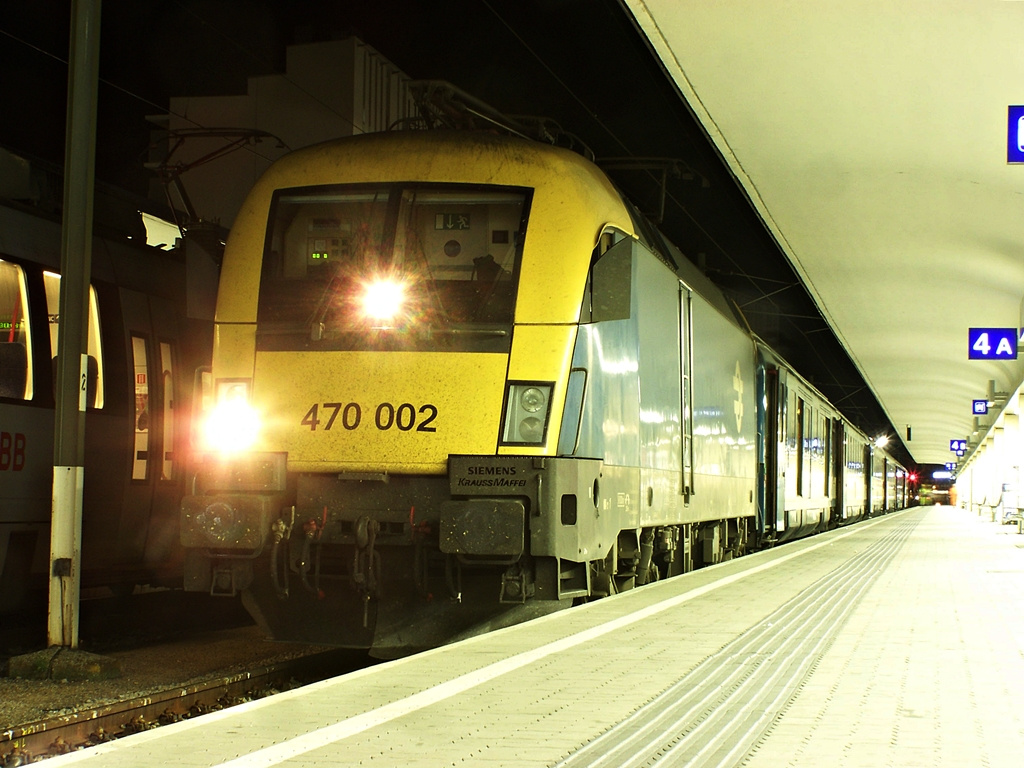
[0,258,32,400]
[42,271,104,408]
[257,185,527,352]
[587,233,633,323]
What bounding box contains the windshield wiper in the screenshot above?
[412,325,509,338]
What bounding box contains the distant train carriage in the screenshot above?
[179,128,905,655]
[870,447,887,515]
[756,345,844,543]
[0,200,209,612]
[838,423,872,525]
[888,461,906,511]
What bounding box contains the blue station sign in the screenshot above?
[1007,107,1024,163]
[950,439,967,453]
[1010,106,1024,163]
[968,328,1019,360]
[972,399,989,415]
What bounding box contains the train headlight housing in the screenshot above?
[202,379,261,453]
[501,381,553,446]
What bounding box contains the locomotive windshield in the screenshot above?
[256,184,529,353]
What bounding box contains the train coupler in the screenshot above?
[298,511,326,598]
[361,592,372,628]
[352,516,383,624]
[499,565,534,604]
[270,511,294,599]
[209,565,239,597]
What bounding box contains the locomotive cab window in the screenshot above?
[257,184,529,353]
[0,259,32,400]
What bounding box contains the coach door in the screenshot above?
[147,298,182,565]
[766,368,788,534]
[119,289,182,567]
[831,419,845,523]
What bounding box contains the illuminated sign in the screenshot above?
[435,213,471,230]
[945,463,956,471]
[972,399,989,415]
[1009,106,1024,163]
[950,439,967,452]
[968,328,1018,360]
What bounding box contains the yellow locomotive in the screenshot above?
[181,128,881,654]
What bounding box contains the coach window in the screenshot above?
[131,335,150,481]
[0,259,32,400]
[43,271,104,408]
[159,340,175,480]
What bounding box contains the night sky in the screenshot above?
[2,1,685,194]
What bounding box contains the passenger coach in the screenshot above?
[0,197,210,613]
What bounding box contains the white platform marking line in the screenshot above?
[208,518,895,768]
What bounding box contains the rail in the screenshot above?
[0,650,360,765]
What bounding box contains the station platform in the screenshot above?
[43,505,1024,767]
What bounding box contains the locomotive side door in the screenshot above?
[635,246,684,525]
[679,285,693,505]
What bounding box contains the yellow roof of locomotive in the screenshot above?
[215,130,636,325]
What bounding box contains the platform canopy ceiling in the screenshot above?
[621,0,1024,467]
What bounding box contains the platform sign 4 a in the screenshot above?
[1009,106,1024,163]
[950,439,967,453]
[968,328,1018,360]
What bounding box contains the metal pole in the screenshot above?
[49,0,101,649]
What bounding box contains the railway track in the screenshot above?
[1,648,363,765]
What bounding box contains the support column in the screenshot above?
[49,0,101,650]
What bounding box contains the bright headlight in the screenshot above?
[361,278,406,321]
[202,379,260,453]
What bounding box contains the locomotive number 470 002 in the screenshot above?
[300,401,439,433]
